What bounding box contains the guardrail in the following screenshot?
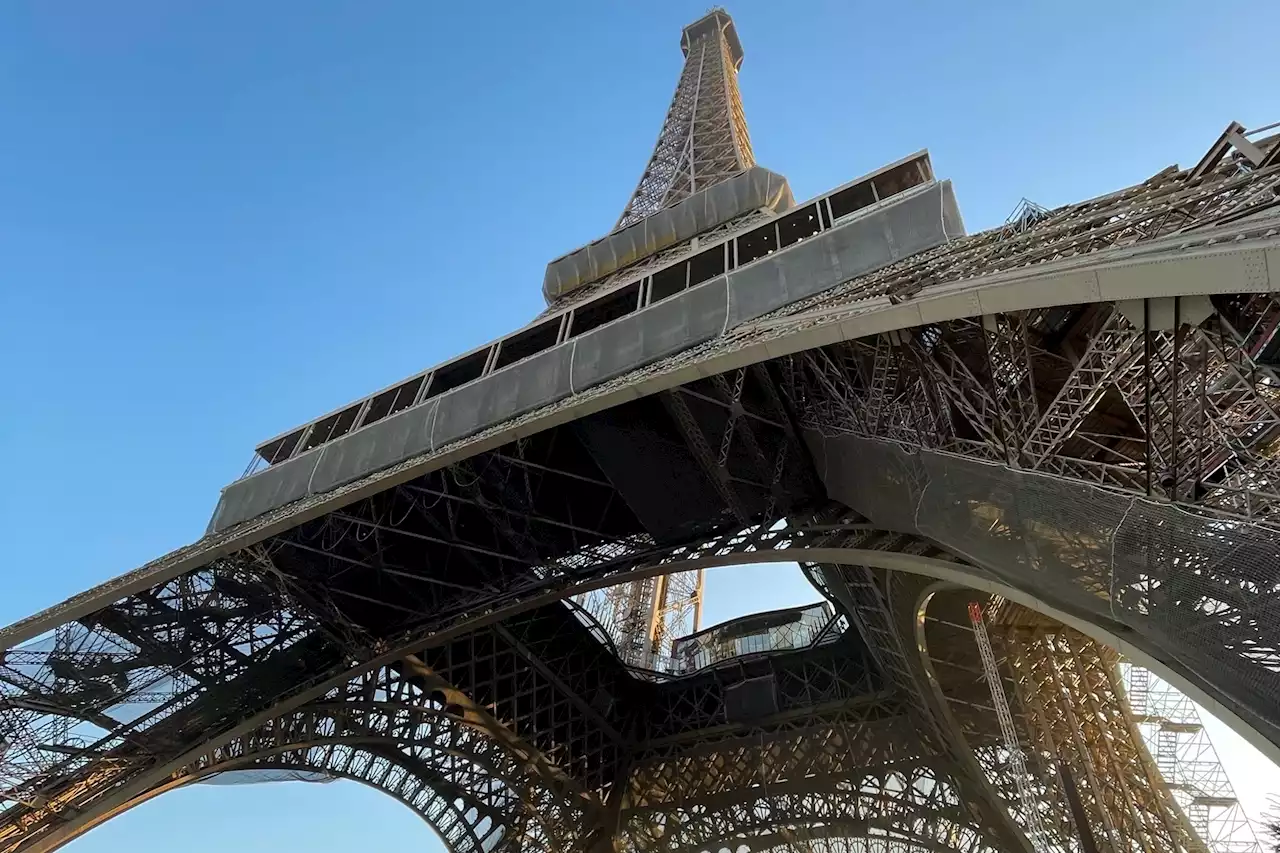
[566,595,842,680]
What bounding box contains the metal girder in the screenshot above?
[919,592,1201,853]
[981,313,1041,460]
[1118,314,1280,512]
[620,697,1003,853]
[1124,665,1262,853]
[9,467,1276,853]
[806,543,1038,853]
[616,10,753,229]
[0,559,313,822]
[397,652,589,804]
[1021,309,1145,470]
[0,628,339,852]
[4,85,1280,853]
[661,389,752,525]
[592,363,812,673]
[999,617,1200,853]
[7,504,1269,850]
[638,642,880,746]
[169,688,584,853]
[784,287,1280,751]
[419,614,629,796]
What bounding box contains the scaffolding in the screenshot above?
[1123,665,1262,853]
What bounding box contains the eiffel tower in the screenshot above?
[3,8,1280,853]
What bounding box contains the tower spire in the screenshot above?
[615,8,755,229]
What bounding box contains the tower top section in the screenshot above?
[541,7,783,305]
[682,8,744,68]
[612,7,758,232]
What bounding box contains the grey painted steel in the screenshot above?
[570,275,731,390]
[11,221,1279,653]
[723,183,962,325]
[543,166,793,303]
[210,180,962,534]
[309,397,445,497]
[805,430,1280,762]
[429,346,575,453]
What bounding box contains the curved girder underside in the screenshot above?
[926,587,1206,853]
[80,730,1007,853]
[159,755,503,853]
[34,556,1215,853]
[70,695,585,853]
[624,755,1002,853]
[805,527,1219,853]
[3,128,1280,852]
[652,789,998,853]
[5,513,1277,853]
[681,825,982,853]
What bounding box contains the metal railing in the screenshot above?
[566,595,840,680]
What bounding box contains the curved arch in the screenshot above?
[911,582,1202,853]
[93,760,464,845]
[635,782,1001,853]
[676,822,986,853]
[181,703,578,852]
[619,687,1007,853]
[909,581,1067,847]
[68,753,509,850]
[79,751,526,853]
[14,535,1275,853]
[677,820,983,853]
[533,540,1280,767]
[38,699,578,853]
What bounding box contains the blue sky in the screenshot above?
[1,1,1278,850]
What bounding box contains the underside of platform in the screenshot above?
[2,123,1279,853]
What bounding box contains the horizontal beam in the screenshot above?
[6,221,1279,652]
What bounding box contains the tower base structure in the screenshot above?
[2,8,1280,853]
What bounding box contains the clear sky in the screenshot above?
[1,1,1278,850]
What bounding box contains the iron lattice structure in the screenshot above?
[1123,665,1261,853]
[573,568,704,669]
[989,605,1199,853]
[3,7,1280,853]
[584,6,760,664]
[615,8,754,229]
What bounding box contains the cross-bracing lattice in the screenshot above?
[778,126,1280,751]
[584,5,761,664]
[573,568,704,670]
[1124,665,1262,853]
[810,530,1204,853]
[992,608,1201,853]
[615,8,754,229]
[3,35,1280,853]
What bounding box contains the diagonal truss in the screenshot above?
[779,141,1280,747]
[615,8,754,229]
[577,363,806,670]
[597,5,765,675]
[822,544,1223,853]
[621,703,1004,853]
[149,663,593,853]
[3,504,1272,853]
[1,97,1279,853]
[990,608,1201,853]
[1124,665,1262,853]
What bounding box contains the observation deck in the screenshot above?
[217,151,957,533]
